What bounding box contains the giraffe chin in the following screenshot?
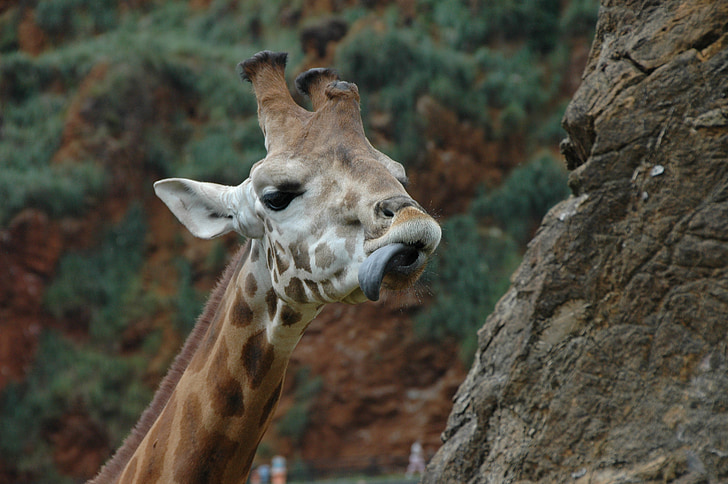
[358,243,424,301]
[340,289,370,305]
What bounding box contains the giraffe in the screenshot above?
[88,51,441,484]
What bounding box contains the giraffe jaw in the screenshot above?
[340,288,370,305]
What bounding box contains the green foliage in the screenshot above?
[192,0,263,45]
[336,21,564,161]
[0,331,151,478]
[535,100,570,145]
[205,238,232,275]
[473,153,570,244]
[0,8,19,53]
[0,93,106,225]
[287,454,314,481]
[418,0,562,53]
[0,162,105,226]
[173,258,206,332]
[177,121,263,184]
[417,216,520,363]
[44,204,149,347]
[277,367,323,443]
[0,21,267,224]
[337,28,476,163]
[561,0,601,38]
[418,154,569,362]
[474,47,551,113]
[35,0,119,40]
[7,205,156,481]
[0,52,58,100]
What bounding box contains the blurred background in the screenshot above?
[0,0,597,482]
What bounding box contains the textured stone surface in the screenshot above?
[424,1,728,482]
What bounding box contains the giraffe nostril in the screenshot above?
[377,196,419,219]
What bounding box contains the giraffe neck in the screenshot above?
[107,240,319,483]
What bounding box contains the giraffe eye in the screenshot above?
[261,191,300,211]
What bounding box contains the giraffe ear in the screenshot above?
[154,178,264,239]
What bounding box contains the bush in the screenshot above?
[417,154,569,362]
[276,367,323,443]
[0,52,56,101]
[44,204,148,348]
[417,215,521,363]
[0,8,19,53]
[337,27,476,164]
[177,122,263,185]
[0,163,105,226]
[191,0,261,45]
[0,331,151,480]
[173,257,206,332]
[561,0,600,38]
[417,0,561,53]
[473,152,570,244]
[35,0,119,41]
[0,93,106,225]
[14,204,158,481]
[535,100,570,145]
[474,47,550,112]
[0,93,66,174]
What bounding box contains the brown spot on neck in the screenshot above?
[231,290,254,328]
[285,277,306,303]
[173,392,241,483]
[280,305,303,326]
[210,338,245,418]
[245,272,258,297]
[241,330,275,388]
[265,288,278,320]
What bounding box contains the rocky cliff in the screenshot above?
[424,1,728,482]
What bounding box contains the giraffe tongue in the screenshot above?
[358,243,418,301]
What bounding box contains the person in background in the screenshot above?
[405,441,426,478]
[271,455,287,484]
[250,467,261,484]
[257,463,270,484]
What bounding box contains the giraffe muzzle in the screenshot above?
[358,243,423,301]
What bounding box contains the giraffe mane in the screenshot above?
[88,242,251,484]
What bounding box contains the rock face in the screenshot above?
[424,2,728,483]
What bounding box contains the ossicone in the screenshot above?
[237,51,288,83]
[295,67,339,96]
[296,67,341,111]
[296,67,361,112]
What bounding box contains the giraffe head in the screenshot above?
[154,51,440,306]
